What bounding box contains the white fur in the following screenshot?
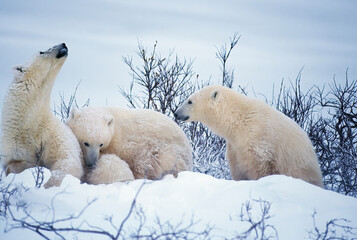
[0,44,83,188]
[66,107,193,180]
[84,154,134,184]
[176,85,324,187]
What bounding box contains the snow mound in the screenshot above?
[1,168,356,239]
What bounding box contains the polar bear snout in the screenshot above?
[174,108,190,121]
[84,156,97,169]
[83,147,99,169]
[176,113,189,121]
[56,43,68,59]
[39,43,68,59]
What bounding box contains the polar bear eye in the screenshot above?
[99,143,104,148]
[84,142,90,147]
[188,100,193,104]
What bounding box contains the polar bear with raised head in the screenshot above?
[175,85,323,187]
[1,43,83,188]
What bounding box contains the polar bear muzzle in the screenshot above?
[174,107,190,121]
[83,145,100,168]
[39,43,68,59]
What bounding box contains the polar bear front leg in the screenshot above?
[226,142,249,180]
[44,157,84,188]
[6,160,36,175]
[42,124,84,188]
[44,169,66,188]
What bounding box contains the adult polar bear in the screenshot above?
[66,107,193,180]
[175,85,324,187]
[0,43,83,188]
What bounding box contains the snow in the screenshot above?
[1,168,357,239]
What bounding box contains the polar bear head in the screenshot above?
[175,85,238,137]
[175,85,228,122]
[12,43,68,89]
[66,107,115,168]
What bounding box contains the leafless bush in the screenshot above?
[272,69,318,130]
[0,176,27,218]
[31,166,45,188]
[188,122,230,179]
[53,81,90,122]
[229,199,278,240]
[216,33,240,89]
[307,210,357,240]
[120,41,197,118]
[314,73,357,195]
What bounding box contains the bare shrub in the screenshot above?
[314,73,357,196]
[120,41,196,118]
[307,210,357,240]
[272,69,318,130]
[229,199,278,240]
[216,33,240,88]
[53,81,90,122]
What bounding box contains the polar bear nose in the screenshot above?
[176,114,189,121]
[39,43,68,59]
[84,156,97,169]
[84,146,99,169]
[56,43,68,59]
[174,109,190,121]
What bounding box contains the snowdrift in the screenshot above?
[0,168,356,239]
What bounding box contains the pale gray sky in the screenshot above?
[1,0,356,120]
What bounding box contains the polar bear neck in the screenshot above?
[202,93,253,142]
[201,102,237,140]
[1,72,55,136]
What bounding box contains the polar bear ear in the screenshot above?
[69,107,79,119]
[103,115,114,126]
[108,118,114,126]
[12,65,27,78]
[211,90,219,100]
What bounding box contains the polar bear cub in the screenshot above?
[1,43,83,188]
[66,107,193,180]
[175,85,323,187]
[84,154,134,184]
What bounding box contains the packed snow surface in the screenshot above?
[1,168,356,239]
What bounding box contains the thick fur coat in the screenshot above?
[0,44,83,188]
[66,107,193,180]
[175,85,323,187]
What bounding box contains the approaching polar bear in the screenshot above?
[84,154,134,184]
[175,85,323,187]
[66,107,193,180]
[0,43,83,188]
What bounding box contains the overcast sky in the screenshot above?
[1,0,356,120]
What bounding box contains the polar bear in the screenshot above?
[175,85,324,187]
[0,43,83,188]
[66,107,193,180]
[84,154,134,185]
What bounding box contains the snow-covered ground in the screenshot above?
[0,168,356,239]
